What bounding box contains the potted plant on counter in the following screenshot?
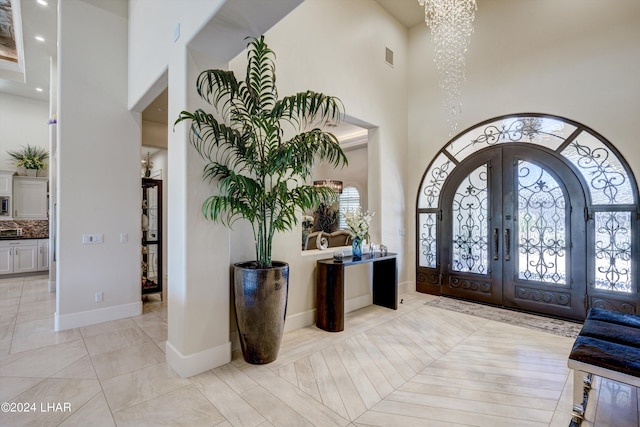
[7,145,49,176]
[175,36,348,364]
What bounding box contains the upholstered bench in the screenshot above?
[568,308,640,426]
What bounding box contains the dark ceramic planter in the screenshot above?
[233,261,289,364]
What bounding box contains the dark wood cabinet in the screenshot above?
[142,178,162,297]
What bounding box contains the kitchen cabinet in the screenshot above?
[0,245,11,274]
[142,178,162,297]
[0,170,14,195]
[38,239,49,271]
[13,177,48,220]
[0,171,14,220]
[0,240,38,275]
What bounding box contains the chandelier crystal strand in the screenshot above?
[419,0,477,135]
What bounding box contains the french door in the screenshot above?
[439,146,587,320]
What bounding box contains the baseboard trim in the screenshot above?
[229,331,240,352]
[230,309,316,352]
[399,280,414,294]
[283,287,413,333]
[283,296,379,329]
[54,301,142,331]
[345,294,372,313]
[285,308,315,332]
[166,340,231,378]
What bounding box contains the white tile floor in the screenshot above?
[0,274,637,426]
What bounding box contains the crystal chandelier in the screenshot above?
[419,0,477,135]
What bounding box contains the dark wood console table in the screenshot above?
[316,253,398,332]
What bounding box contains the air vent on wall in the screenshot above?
[385,47,394,67]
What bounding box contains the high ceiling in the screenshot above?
[0,0,57,101]
[374,0,425,28]
[0,0,426,106]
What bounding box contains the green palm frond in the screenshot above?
[272,91,344,128]
[277,129,347,174]
[195,69,240,112]
[246,36,277,112]
[175,36,348,268]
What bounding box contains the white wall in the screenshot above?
[164,45,234,377]
[128,0,226,110]
[55,0,141,330]
[407,0,640,285]
[0,93,49,171]
[228,0,410,326]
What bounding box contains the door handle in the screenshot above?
[504,228,511,261]
[493,228,499,260]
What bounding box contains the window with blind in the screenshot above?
[339,186,360,229]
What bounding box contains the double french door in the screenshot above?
[439,146,587,320]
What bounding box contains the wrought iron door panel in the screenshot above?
[516,161,567,284]
[441,146,586,319]
[514,286,571,307]
[449,276,493,294]
[590,298,636,314]
[440,150,503,305]
[594,211,632,292]
[451,164,488,275]
[502,147,586,320]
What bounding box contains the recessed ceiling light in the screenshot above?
[35,87,43,92]
[35,35,45,42]
[37,0,48,6]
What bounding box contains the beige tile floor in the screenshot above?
[0,274,637,426]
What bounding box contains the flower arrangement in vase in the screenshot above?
[7,145,49,176]
[142,152,154,177]
[344,207,374,259]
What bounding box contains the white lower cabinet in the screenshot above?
[0,245,12,274]
[38,239,49,271]
[14,244,37,273]
[0,240,39,275]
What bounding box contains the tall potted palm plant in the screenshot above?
[175,36,347,364]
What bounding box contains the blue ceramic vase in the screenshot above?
[352,237,363,259]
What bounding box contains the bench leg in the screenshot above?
[570,370,593,426]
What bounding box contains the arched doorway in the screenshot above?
[416,114,639,321]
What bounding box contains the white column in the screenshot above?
[165,44,231,377]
